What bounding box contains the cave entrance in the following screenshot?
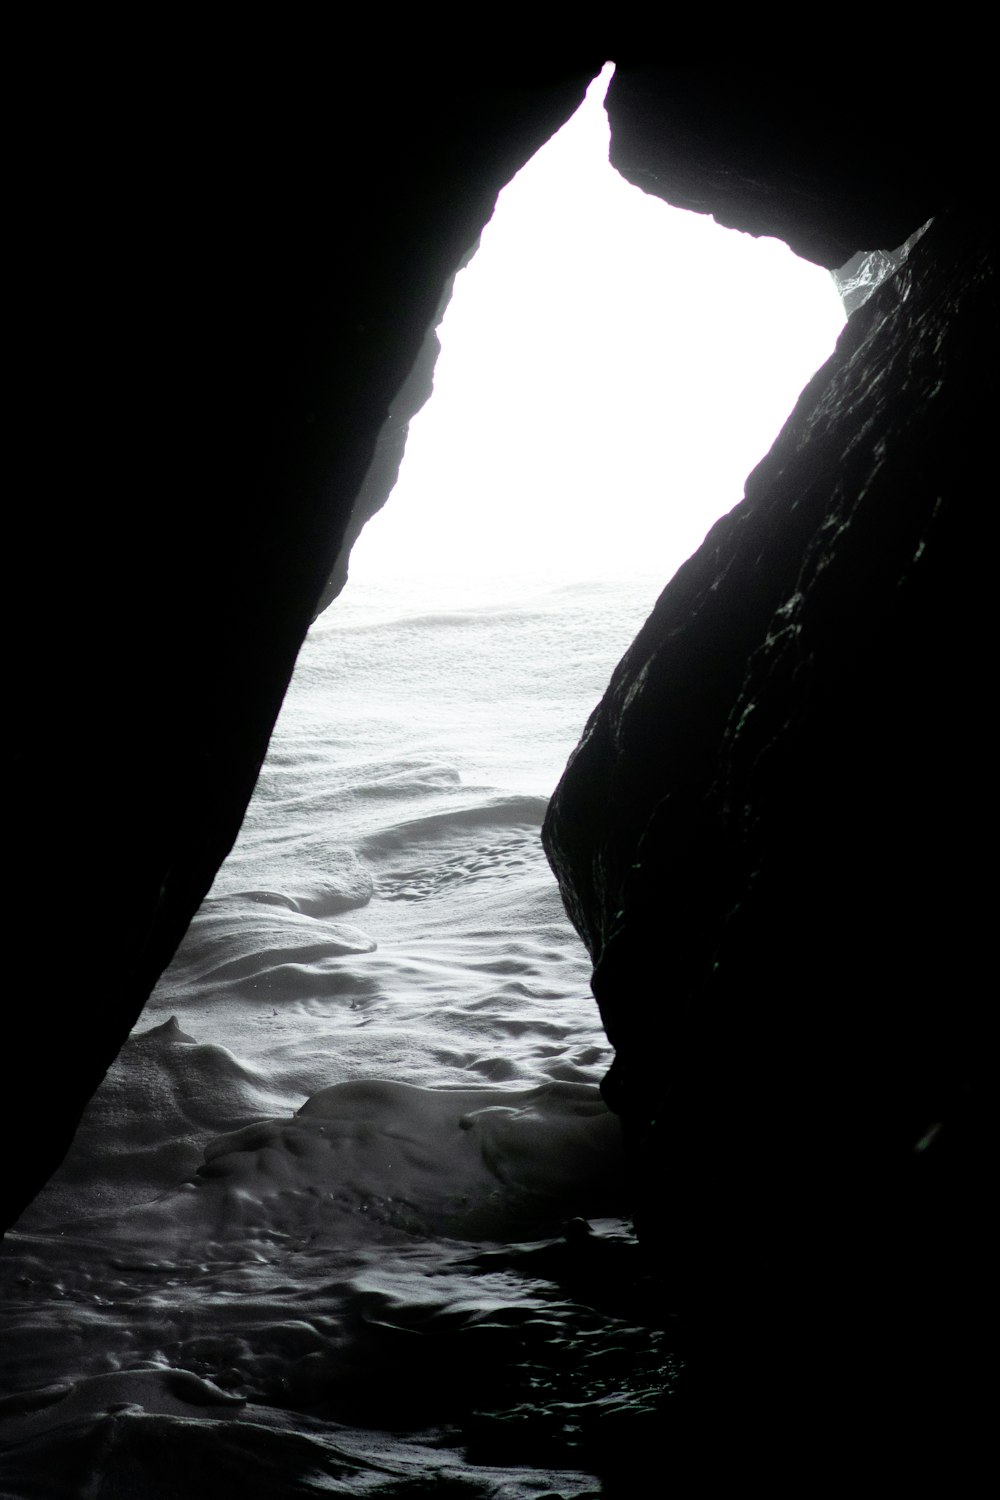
[192,59,849,1080]
[7,63,855,1494]
[308,60,846,804]
[45,59,851,1216]
[134,60,848,1079]
[342,61,846,615]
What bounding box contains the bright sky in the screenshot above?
[346,64,846,596]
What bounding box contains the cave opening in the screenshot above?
[12,43,851,1328]
[323,60,846,797]
[344,62,845,611]
[4,60,865,1496]
[113,61,850,1077]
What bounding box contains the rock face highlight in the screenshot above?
[543,203,992,1459]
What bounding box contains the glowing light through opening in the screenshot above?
[346,64,846,599]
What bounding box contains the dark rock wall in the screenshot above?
[6,36,601,1231]
[604,62,980,266]
[543,201,993,1458]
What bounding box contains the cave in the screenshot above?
[3,38,991,1494]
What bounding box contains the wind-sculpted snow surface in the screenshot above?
[2,578,675,1496]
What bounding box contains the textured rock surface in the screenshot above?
[604,62,986,266]
[833,221,930,314]
[543,203,992,1460]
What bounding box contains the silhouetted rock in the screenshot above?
[543,202,992,1469]
[604,62,986,267]
[6,39,601,1231]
